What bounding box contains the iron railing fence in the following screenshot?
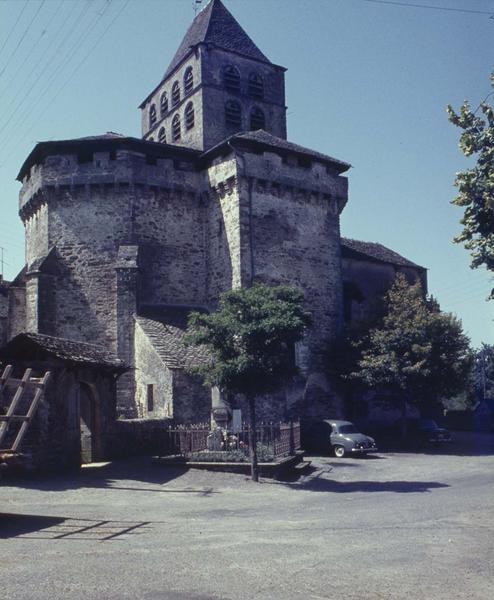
[160,421,300,460]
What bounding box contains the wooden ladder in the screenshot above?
[0,365,51,454]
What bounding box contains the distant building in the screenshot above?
[3,0,425,444]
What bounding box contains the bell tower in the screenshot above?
[139,0,287,151]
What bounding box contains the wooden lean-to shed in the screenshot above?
[1,332,127,469]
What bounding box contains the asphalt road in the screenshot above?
[1,431,493,600]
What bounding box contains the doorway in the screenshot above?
[79,383,97,464]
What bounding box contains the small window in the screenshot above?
[147,384,154,412]
[158,127,166,143]
[184,102,195,130]
[172,81,180,106]
[225,100,241,128]
[248,72,263,99]
[184,66,193,94]
[149,104,157,128]
[250,106,265,131]
[223,65,240,94]
[172,113,181,141]
[160,92,168,116]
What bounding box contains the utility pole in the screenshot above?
[0,246,4,280]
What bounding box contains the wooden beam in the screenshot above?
[0,368,31,447]
[11,371,51,453]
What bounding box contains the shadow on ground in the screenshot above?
[1,457,217,495]
[281,470,450,493]
[375,430,494,457]
[0,512,155,541]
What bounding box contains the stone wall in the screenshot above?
[134,320,173,418]
[201,47,287,149]
[142,54,203,149]
[141,43,287,152]
[3,362,118,470]
[342,258,426,323]
[0,282,8,347]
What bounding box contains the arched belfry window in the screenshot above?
[250,106,265,131]
[223,65,240,94]
[158,127,166,143]
[172,114,181,141]
[172,81,180,106]
[248,72,264,99]
[184,67,194,94]
[160,92,168,116]
[149,104,157,128]
[185,102,195,130]
[225,100,241,128]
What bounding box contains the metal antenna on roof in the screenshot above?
[193,0,203,16]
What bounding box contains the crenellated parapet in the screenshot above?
[17,136,202,221]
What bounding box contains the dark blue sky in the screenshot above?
[0,0,492,345]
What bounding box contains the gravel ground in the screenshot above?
[1,431,493,600]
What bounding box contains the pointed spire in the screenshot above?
[163,0,271,80]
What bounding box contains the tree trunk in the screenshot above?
[248,395,259,482]
[400,397,408,439]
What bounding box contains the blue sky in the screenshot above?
[0,0,493,346]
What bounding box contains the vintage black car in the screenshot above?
[302,419,378,458]
[408,419,452,444]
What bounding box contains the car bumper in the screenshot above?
[351,447,378,453]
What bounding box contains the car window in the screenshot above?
[338,425,358,434]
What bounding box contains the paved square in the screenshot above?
[1,432,493,600]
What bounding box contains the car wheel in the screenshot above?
[333,445,346,458]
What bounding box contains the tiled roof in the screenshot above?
[163,0,271,80]
[136,306,210,369]
[2,333,126,370]
[341,238,425,270]
[204,129,352,173]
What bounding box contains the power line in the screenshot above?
[0,0,29,60]
[0,0,129,159]
[0,0,100,139]
[0,0,47,79]
[0,0,65,94]
[359,0,494,17]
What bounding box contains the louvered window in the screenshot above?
[184,67,194,94]
[158,127,166,143]
[185,102,195,130]
[149,104,157,128]
[172,81,180,106]
[250,107,265,131]
[223,65,240,94]
[172,114,181,141]
[248,72,264,99]
[160,92,168,116]
[225,100,241,128]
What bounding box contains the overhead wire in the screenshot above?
[0,0,65,96]
[0,0,47,79]
[359,0,494,17]
[0,0,130,165]
[0,0,29,60]
[0,0,99,138]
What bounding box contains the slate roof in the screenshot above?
[163,0,271,80]
[203,129,351,173]
[2,332,126,370]
[136,306,210,369]
[341,238,425,270]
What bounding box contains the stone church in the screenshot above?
[2,0,426,430]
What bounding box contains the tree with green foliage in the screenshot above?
[186,284,312,481]
[349,274,472,436]
[474,343,494,403]
[447,72,494,297]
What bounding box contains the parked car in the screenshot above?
[408,418,452,444]
[301,419,378,458]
